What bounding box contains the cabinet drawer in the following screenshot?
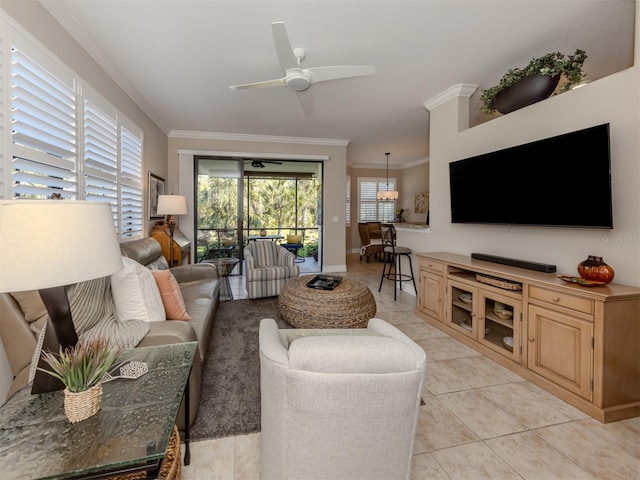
[420,259,445,274]
[529,286,593,315]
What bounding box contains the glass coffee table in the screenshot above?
[0,342,196,480]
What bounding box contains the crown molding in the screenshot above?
[176,150,329,161]
[169,130,350,147]
[423,83,478,111]
[349,157,429,170]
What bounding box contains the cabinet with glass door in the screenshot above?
[446,279,477,339]
[478,291,522,363]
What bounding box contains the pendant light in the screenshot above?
[377,152,398,201]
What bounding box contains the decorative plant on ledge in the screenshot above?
[480,49,587,114]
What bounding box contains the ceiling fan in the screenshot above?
[249,160,283,168]
[229,22,375,94]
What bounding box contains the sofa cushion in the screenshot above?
[111,257,165,323]
[120,237,169,270]
[151,269,191,321]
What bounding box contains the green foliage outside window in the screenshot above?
[197,174,320,249]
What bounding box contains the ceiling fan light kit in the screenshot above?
[377,152,398,201]
[229,21,375,94]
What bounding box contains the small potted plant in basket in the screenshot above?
[39,339,123,423]
[480,49,587,114]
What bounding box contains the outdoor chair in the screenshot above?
[279,229,305,263]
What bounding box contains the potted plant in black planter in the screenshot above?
[480,49,587,115]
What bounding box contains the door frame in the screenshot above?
[190,152,325,272]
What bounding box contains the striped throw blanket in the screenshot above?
[29,276,149,382]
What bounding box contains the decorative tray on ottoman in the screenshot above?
[305,274,343,290]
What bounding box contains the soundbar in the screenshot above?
[471,253,556,273]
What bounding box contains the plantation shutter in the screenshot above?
[119,124,143,239]
[358,177,396,222]
[345,175,351,227]
[359,179,378,222]
[83,94,118,227]
[11,46,77,199]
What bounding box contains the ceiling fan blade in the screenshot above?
[307,65,376,84]
[229,78,285,90]
[296,91,315,115]
[272,22,299,71]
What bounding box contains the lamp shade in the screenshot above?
[0,200,123,292]
[156,195,187,216]
[377,190,399,201]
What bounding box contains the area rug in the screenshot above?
[189,297,289,441]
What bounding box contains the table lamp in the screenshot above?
[0,200,123,393]
[156,194,188,266]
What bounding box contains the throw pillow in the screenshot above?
[10,290,48,323]
[286,234,302,244]
[111,256,165,323]
[151,269,191,321]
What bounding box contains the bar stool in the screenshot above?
[378,223,417,300]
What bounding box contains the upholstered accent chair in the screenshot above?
[244,241,299,299]
[259,317,426,480]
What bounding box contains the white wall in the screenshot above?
[423,62,639,286]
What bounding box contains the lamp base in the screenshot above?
[31,286,79,394]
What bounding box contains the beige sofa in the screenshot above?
[0,237,220,429]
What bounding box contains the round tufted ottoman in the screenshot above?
[278,275,377,328]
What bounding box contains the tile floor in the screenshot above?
[182,254,640,480]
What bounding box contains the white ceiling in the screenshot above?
[41,0,635,168]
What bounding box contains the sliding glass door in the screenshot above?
[195,157,243,272]
[195,156,323,274]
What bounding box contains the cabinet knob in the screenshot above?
[528,337,535,342]
[552,296,560,302]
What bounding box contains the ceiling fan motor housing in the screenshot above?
[285,71,311,92]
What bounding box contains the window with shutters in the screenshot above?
[11,46,78,200]
[358,177,396,222]
[9,35,144,239]
[345,175,351,227]
[119,123,143,238]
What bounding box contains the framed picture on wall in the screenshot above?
[414,191,429,214]
[148,172,165,219]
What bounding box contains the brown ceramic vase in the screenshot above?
[577,255,615,284]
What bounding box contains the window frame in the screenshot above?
[7,29,144,239]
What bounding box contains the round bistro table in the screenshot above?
[278,275,377,328]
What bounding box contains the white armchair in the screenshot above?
[259,317,426,480]
[244,241,299,299]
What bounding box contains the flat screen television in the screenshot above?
[449,123,613,229]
